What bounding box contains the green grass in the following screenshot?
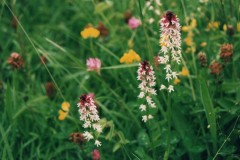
[1,0,240,159]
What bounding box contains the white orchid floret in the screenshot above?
[139,104,147,112]
[168,85,174,93]
[94,140,102,147]
[160,84,167,90]
[83,131,94,141]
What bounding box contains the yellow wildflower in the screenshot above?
[180,67,189,76]
[174,78,181,85]
[184,35,193,46]
[61,102,70,112]
[58,110,68,121]
[223,24,227,32]
[190,18,197,29]
[120,49,141,64]
[200,42,207,47]
[207,21,220,30]
[184,32,194,46]
[182,26,189,32]
[186,47,196,54]
[237,23,240,32]
[182,18,197,32]
[58,101,71,121]
[186,47,192,53]
[80,26,100,39]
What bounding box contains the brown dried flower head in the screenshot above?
[40,55,47,64]
[11,16,18,29]
[0,81,3,92]
[220,43,233,62]
[153,56,160,69]
[69,132,86,145]
[226,25,234,36]
[7,52,24,69]
[209,60,222,75]
[45,82,56,99]
[197,51,207,67]
[96,22,109,37]
[124,10,133,23]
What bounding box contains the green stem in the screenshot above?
[164,93,172,160]
[213,116,239,160]
[181,57,196,101]
[180,0,197,102]
[137,0,144,22]
[137,0,153,60]
[220,0,228,25]
[90,39,97,57]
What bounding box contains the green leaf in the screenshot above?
[117,131,129,144]
[221,82,240,92]
[133,147,153,160]
[94,1,113,14]
[113,143,121,152]
[199,76,217,151]
[137,130,150,147]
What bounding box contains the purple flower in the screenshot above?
[128,17,141,29]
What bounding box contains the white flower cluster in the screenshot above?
[77,94,102,147]
[143,0,162,24]
[137,61,157,122]
[158,11,182,92]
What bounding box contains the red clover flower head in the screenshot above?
[92,149,101,160]
[86,58,101,74]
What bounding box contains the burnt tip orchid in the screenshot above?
[137,60,157,122]
[162,11,178,27]
[77,93,102,147]
[158,11,182,93]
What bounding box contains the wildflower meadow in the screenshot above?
[1,0,240,159]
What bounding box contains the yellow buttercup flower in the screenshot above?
[61,102,70,112]
[120,49,141,64]
[174,78,181,85]
[237,23,240,32]
[180,67,189,76]
[200,42,207,47]
[80,26,100,39]
[58,110,68,121]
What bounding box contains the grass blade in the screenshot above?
[199,76,217,152]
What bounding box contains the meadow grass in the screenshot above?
[1,0,240,159]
